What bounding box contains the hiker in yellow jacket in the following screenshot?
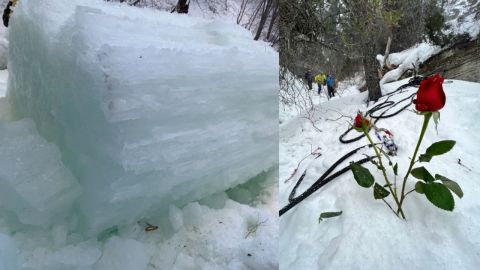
[3,0,18,27]
[314,73,326,95]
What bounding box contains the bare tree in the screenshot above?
[246,0,264,30]
[254,0,274,40]
[237,0,250,24]
[265,0,278,41]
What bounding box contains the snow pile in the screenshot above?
[8,0,278,235]
[377,43,441,86]
[3,169,277,270]
[280,78,480,269]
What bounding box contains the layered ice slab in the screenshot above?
[0,119,80,226]
[8,0,278,234]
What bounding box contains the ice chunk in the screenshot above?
[51,224,68,248]
[49,240,102,267]
[94,237,148,270]
[0,119,81,226]
[0,234,18,270]
[169,205,184,232]
[8,0,278,234]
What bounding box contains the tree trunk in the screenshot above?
[172,0,189,14]
[254,0,273,40]
[247,1,263,30]
[237,0,250,25]
[266,0,278,40]
[362,42,382,102]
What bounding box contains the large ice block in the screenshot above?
[8,0,278,234]
[0,119,81,226]
[0,234,17,270]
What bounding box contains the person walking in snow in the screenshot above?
[314,72,326,95]
[2,0,17,27]
[305,69,313,90]
[326,74,335,98]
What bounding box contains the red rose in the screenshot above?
[413,73,446,112]
[354,113,369,129]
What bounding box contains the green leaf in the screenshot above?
[350,162,375,188]
[415,181,425,194]
[373,183,390,199]
[435,174,463,198]
[411,167,435,182]
[419,154,432,162]
[425,140,456,156]
[318,211,343,223]
[393,163,398,175]
[423,182,455,211]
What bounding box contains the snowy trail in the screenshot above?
[280,78,480,270]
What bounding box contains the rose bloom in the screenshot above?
[413,73,446,112]
[354,113,369,129]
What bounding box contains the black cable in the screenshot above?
[281,145,377,216]
[339,77,423,144]
[280,76,425,217]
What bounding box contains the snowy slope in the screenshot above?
[280,72,363,125]
[279,78,480,269]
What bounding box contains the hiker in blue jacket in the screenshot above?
[326,74,335,98]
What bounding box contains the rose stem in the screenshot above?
[398,113,432,213]
[364,127,405,219]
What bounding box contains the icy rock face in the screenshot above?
[0,119,80,226]
[8,0,278,234]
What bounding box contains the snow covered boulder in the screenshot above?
[7,0,278,234]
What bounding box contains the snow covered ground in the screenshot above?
[279,77,480,269]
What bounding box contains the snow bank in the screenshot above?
[377,43,441,87]
[280,78,480,269]
[8,0,278,235]
[6,177,277,269]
